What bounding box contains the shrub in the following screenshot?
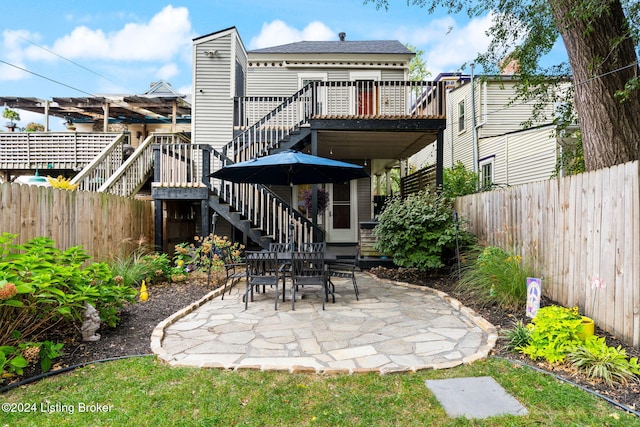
[442,161,478,198]
[456,246,534,310]
[173,234,244,277]
[0,233,136,346]
[107,237,173,286]
[520,305,584,364]
[567,336,640,386]
[373,190,475,270]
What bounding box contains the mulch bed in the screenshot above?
[3,267,640,414]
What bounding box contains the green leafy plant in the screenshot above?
[173,234,244,277]
[567,336,640,386]
[38,340,64,372]
[0,233,136,345]
[373,190,475,270]
[442,161,479,198]
[0,345,28,376]
[502,319,531,352]
[2,107,20,125]
[456,246,534,310]
[521,305,584,364]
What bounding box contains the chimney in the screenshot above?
[498,54,520,75]
[339,32,346,42]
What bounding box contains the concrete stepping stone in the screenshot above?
[425,376,528,419]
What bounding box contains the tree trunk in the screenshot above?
[549,0,640,170]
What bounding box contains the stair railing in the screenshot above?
[209,148,321,248]
[97,133,163,196]
[226,82,319,163]
[70,133,131,192]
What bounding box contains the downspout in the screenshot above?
[470,63,479,175]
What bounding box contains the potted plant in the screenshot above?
[302,188,329,217]
[3,108,20,132]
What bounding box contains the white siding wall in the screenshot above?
[427,78,560,185]
[193,30,240,151]
[446,83,474,170]
[503,127,558,185]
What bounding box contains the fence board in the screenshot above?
[454,161,640,347]
[0,183,153,262]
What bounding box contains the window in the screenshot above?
[458,100,465,132]
[480,158,494,190]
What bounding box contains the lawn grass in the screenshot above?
[3,356,639,426]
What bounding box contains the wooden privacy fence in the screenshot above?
[0,182,154,262]
[454,161,640,346]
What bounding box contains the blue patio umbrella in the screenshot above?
[209,150,369,185]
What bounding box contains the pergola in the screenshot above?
[0,95,191,131]
[0,81,191,131]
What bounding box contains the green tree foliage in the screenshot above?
[406,43,430,81]
[24,122,45,132]
[442,161,478,198]
[365,0,640,171]
[373,190,475,269]
[2,108,20,124]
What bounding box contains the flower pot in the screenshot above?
[578,316,595,341]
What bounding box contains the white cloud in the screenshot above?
[1,30,37,80]
[249,20,335,49]
[389,14,493,75]
[39,5,194,62]
[156,63,179,81]
[424,14,493,74]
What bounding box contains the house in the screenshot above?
[0,28,449,256]
[410,73,576,188]
[173,26,447,251]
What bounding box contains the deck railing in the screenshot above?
[0,132,126,170]
[234,80,446,132]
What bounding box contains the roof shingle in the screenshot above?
[249,40,412,55]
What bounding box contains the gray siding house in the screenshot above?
[180,27,448,250]
[411,74,574,189]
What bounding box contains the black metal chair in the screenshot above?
[328,246,360,300]
[270,242,294,285]
[210,245,245,300]
[302,242,326,252]
[269,242,292,253]
[244,251,283,310]
[290,251,332,310]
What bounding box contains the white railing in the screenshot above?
[70,134,131,192]
[0,132,126,170]
[98,134,157,196]
[234,80,446,131]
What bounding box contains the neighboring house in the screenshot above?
[410,73,575,188]
[180,26,448,250]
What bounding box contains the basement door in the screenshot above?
[325,181,358,243]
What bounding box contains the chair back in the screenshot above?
[269,242,292,253]
[245,251,279,277]
[291,251,325,278]
[302,242,326,253]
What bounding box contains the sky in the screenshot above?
[1,0,566,130]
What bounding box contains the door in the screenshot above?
[349,71,380,116]
[356,80,377,115]
[326,181,358,242]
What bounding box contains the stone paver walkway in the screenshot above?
[151,273,497,374]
